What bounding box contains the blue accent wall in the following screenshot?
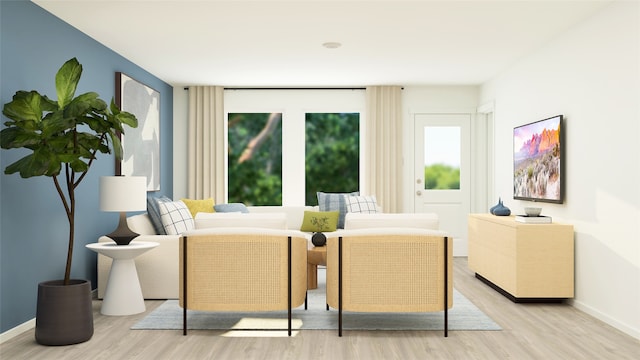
[1,1,174,333]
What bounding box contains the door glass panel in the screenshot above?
[424,126,460,190]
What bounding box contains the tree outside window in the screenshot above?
[228,113,282,205]
[305,113,359,205]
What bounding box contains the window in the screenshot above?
[227,113,282,205]
[225,90,365,205]
[423,126,461,190]
[305,113,360,205]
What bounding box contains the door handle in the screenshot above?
[416,190,422,196]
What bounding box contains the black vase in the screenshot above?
[311,232,326,247]
[35,279,94,346]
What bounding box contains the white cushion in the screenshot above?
[158,200,195,235]
[183,227,308,238]
[246,206,317,229]
[126,213,156,235]
[194,212,288,230]
[325,227,448,238]
[344,213,439,230]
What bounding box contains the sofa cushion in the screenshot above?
[300,210,339,232]
[317,191,359,229]
[126,213,156,235]
[194,212,287,230]
[344,212,439,230]
[214,203,250,213]
[147,195,172,235]
[181,198,215,218]
[246,206,317,229]
[345,195,380,214]
[158,200,195,235]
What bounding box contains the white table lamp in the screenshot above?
[100,176,147,245]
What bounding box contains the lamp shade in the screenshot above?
[99,176,147,212]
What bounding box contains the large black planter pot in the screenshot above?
[35,279,93,346]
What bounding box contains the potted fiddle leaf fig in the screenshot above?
[0,57,137,345]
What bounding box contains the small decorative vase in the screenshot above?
[493,200,511,216]
[489,197,502,214]
[311,232,326,247]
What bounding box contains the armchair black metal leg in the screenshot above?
[444,236,449,338]
[338,236,343,337]
[288,236,292,336]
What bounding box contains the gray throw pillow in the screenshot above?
[147,195,172,235]
[316,191,359,229]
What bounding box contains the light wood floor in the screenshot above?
[2,258,638,359]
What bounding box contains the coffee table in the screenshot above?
[307,243,327,289]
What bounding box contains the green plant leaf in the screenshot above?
[0,127,41,149]
[69,159,89,173]
[40,111,73,138]
[108,131,123,160]
[117,111,138,128]
[2,91,45,125]
[55,58,82,109]
[4,148,58,178]
[64,92,98,120]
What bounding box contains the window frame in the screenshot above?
[224,89,366,205]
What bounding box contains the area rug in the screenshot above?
[132,269,501,332]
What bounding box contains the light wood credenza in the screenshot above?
[468,213,574,302]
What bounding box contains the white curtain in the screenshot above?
[187,86,226,202]
[365,86,403,213]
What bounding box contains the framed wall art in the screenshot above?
[115,72,160,191]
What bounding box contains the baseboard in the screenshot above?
[570,298,640,340]
[0,288,98,344]
[0,318,35,344]
[453,238,468,257]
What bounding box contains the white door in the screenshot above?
[414,113,471,256]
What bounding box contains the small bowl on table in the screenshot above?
[524,207,542,217]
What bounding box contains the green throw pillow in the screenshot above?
[300,211,339,232]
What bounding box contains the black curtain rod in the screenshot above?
[183,87,367,91]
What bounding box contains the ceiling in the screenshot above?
[33,0,612,87]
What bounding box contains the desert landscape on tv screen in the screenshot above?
[513,117,561,201]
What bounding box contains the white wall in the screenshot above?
[480,1,640,339]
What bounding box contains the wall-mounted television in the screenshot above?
[513,115,563,203]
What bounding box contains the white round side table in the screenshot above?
[86,241,158,316]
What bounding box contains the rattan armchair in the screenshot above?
[325,228,453,336]
[179,228,308,336]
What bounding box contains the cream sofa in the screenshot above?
[97,206,315,299]
[97,207,440,299]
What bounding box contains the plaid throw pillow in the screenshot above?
[158,200,194,235]
[345,195,379,214]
